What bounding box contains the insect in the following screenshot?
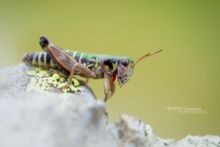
[23,36,162,102]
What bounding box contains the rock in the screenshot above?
[116,114,174,147]
[0,65,219,147]
[169,135,220,147]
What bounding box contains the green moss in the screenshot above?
[26,68,83,93]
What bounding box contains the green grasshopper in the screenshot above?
[23,36,162,102]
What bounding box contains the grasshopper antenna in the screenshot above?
[132,49,162,67]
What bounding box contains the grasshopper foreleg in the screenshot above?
[104,74,116,102]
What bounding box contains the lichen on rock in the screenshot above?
[25,67,82,93]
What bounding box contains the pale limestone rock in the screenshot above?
[0,64,219,147]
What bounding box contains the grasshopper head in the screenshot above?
[117,50,162,87]
[117,57,135,87]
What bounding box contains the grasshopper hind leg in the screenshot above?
[39,36,49,49]
[62,63,96,89]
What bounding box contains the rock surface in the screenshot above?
[0,64,219,147]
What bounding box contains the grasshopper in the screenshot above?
[23,36,162,102]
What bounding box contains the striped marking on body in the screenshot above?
[38,52,43,66]
[32,53,38,65]
[79,53,84,64]
[72,51,77,58]
[43,52,47,67]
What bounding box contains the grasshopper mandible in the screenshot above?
[23,36,162,102]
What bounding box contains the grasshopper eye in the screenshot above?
[121,61,128,67]
[120,58,129,67]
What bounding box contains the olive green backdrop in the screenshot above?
[0,0,219,139]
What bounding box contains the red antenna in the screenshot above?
[132,49,162,67]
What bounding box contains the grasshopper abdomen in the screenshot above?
[23,52,57,68]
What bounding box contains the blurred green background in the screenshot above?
[0,0,219,139]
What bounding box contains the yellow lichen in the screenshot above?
[26,67,82,93]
